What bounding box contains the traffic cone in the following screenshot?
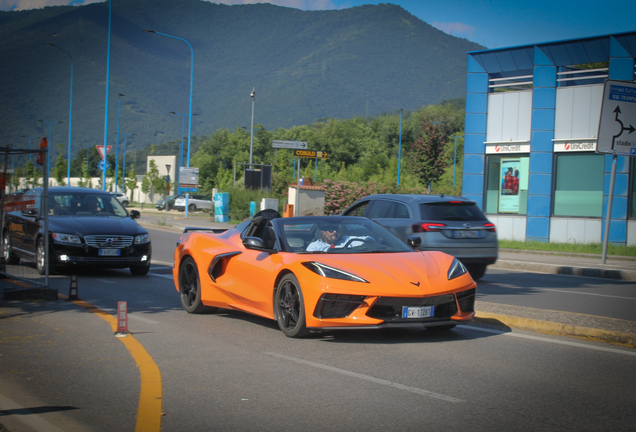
[68,275,78,300]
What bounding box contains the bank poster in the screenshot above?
[499,158,521,213]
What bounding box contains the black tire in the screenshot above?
[36,237,47,275]
[121,201,128,209]
[188,203,196,212]
[3,232,20,265]
[275,274,309,338]
[178,257,216,314]
[130,263,150,276]
[467,264,487,280]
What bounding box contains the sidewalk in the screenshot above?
[137,209,636,348]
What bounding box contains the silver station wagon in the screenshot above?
[341,194,498,279]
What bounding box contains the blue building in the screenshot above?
[463,31,636,246]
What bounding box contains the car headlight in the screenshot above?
[448,258,468,280]
[52,233,81,244]
[302,262,368,283]
[135,234,150,244]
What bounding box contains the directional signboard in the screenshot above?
[294,149,328,159]
[597,80,636,156]
[272,140,307,149]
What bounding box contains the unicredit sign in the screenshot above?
[485,143,530,154]
[553,141,597,152]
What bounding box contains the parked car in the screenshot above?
[2,187,151,275]
[173,194,212,212]
[155,194,184,211]
[113,192,130,208]
[173,212,476,338]
[341,194,498,280]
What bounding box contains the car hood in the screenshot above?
[49,216,147,236]
[301,251,463,296]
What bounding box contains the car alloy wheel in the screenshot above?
[275,274,309,338]
[36,238,46,275]
[178,257,216,314]
[3,232,20,265]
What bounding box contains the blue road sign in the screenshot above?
[98,160,110,171]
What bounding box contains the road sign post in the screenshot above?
[597,80,636,263]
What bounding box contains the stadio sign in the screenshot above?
[553,141,597,152]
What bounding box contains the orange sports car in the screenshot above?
[173,210,477,338]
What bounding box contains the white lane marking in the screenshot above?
[152,260,173,266]
[528,288,635,301]
[150,273,173,280]
[460,325,636,357]
[265,352,464,403]
[0,393,69,432]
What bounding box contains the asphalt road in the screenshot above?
[1,225,635,431]
[1,268,635,431]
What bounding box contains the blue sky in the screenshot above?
[2,0,635,50]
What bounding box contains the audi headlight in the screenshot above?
[52,233,81,244]
[448,258,468,280]
[302,262,368,283]
[135,233,150,244]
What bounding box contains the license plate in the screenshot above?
[453,230,481,238]
[402,305,434,319]
[99,249,121,256]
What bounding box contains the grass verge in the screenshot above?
[499,240,636,257]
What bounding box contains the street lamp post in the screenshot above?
[121,133,136,194]
[144,30,194,167]
[46,42,74,185]
[102,0,113,190]
[397,109,403,186]
[249,88,255,169]
[37,120,62,180]
[115,93,125,194]
[170,112,198,191]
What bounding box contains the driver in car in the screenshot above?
[306,223,373,252]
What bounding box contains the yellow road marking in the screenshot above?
[60,294,162,432]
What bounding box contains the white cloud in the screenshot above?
[0,0,338,12]
[431,21,475,39]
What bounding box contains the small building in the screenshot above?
[462,31,636,245]
[287,185,325,216]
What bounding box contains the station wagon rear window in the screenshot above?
[419,202,486,221]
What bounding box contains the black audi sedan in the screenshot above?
[3,187,151,275]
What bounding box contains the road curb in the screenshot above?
[491,259,636,281]
[474,311,636,348]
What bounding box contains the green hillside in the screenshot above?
[0,0,483,163]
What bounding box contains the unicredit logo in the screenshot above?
[565,143,571,150]
[495,145,500,152]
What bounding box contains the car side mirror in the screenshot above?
[243,236,277,253]
[407,235,422,249]
[129,210,140,219]
[21,209,37,216]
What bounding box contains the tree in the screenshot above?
[406,116,449,190]
[124,166,138,201]
[77,157,92,188]
[141,159,165,202]
[54,143,66,186]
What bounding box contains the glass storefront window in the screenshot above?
[554,153,604,217]
[485,155,529,214]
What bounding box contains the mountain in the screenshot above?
[0,0,483,159]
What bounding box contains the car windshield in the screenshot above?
[278,217,413,254]
[50,192,128,217]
